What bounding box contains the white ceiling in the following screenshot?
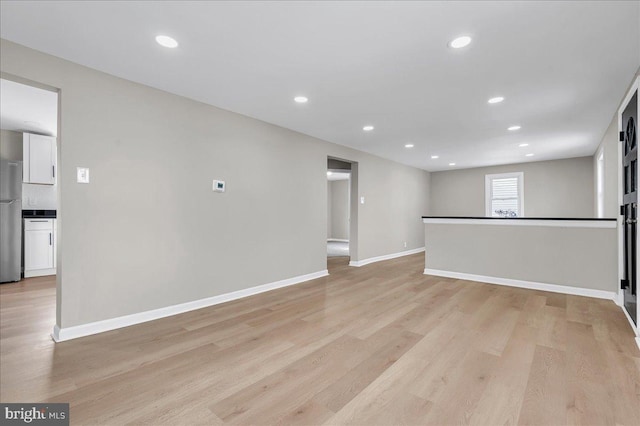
[1,1,638,171]
[0,78,58,137]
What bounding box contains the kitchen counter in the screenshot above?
[22,209,56,219]
[422,216,616,228]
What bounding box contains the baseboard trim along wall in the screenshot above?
[423,268,617,301]
[24,268,56,278]
[349,247,425,267]
[51,269,329,342]
[327,238,349,243]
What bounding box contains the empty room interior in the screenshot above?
[0,1,639,425]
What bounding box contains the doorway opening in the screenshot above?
[327,157,358,269]
[0,74,61,339]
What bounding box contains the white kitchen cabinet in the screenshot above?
[23,133,56,185]
[53,218,57,269]
[24,218,56,277]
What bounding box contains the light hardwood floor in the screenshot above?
[1,255,639,425]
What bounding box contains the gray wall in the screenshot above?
[0,129,57,209]
[425,223,617,292]
[329,179,349,240]
[593,117,619,218]
[593,69,639,218]
[0,129,22,160]
[430,157,595,218]
[0,39,430,329]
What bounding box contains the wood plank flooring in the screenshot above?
[1,254,639,425]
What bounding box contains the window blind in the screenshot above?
[490,177,520,217]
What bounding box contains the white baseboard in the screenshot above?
[327,239,349,243]
[614,291,624,307]
[423,268,617,301]
[25,268,56,278]
[51,269,329,342]
[349,247,425,267]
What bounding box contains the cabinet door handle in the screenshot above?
[49,233,52,246]
[52,165,55,178]
[29,220,48,222]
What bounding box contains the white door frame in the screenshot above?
[617,76,640,349]
[1,71,62,337]
[327,156,359,263]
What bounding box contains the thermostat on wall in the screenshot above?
[213,180,226,192]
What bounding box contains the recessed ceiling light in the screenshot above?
[508,125,521,131]
[363,125,374,131]
[519,143,529,147]
[449,162,456,166]
[449,36,472,49]
[525,153,534,157]
[488,96,504,104]
[405,144,414,148]
[294,96,308,103]
[156,35,178,48]
[327,171,333,176]
[431,155,439,159]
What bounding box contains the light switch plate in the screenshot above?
[360,196,365,204]
[77,167,90,183]
[213,180,225,192]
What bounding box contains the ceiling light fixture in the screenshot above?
[449,36,472,49]
[363,125,374,131]
[155,35,179,48]
[449,162,456,166]
[431,155,439,159]
[525,153,534,157]
[519,143,529,147]
[405,144,414,148]
[508,125,521,131]
[488,96,504,104]
[294,96,308,103]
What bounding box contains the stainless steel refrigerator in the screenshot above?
[0,158,22,283]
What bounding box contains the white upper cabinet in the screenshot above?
[23,133,56,185]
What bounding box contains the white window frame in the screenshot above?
[596,147,605,218]
[485,172,524,217]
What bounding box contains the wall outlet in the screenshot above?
[360,196,365,204]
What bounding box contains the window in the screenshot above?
[485,172,524,217]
